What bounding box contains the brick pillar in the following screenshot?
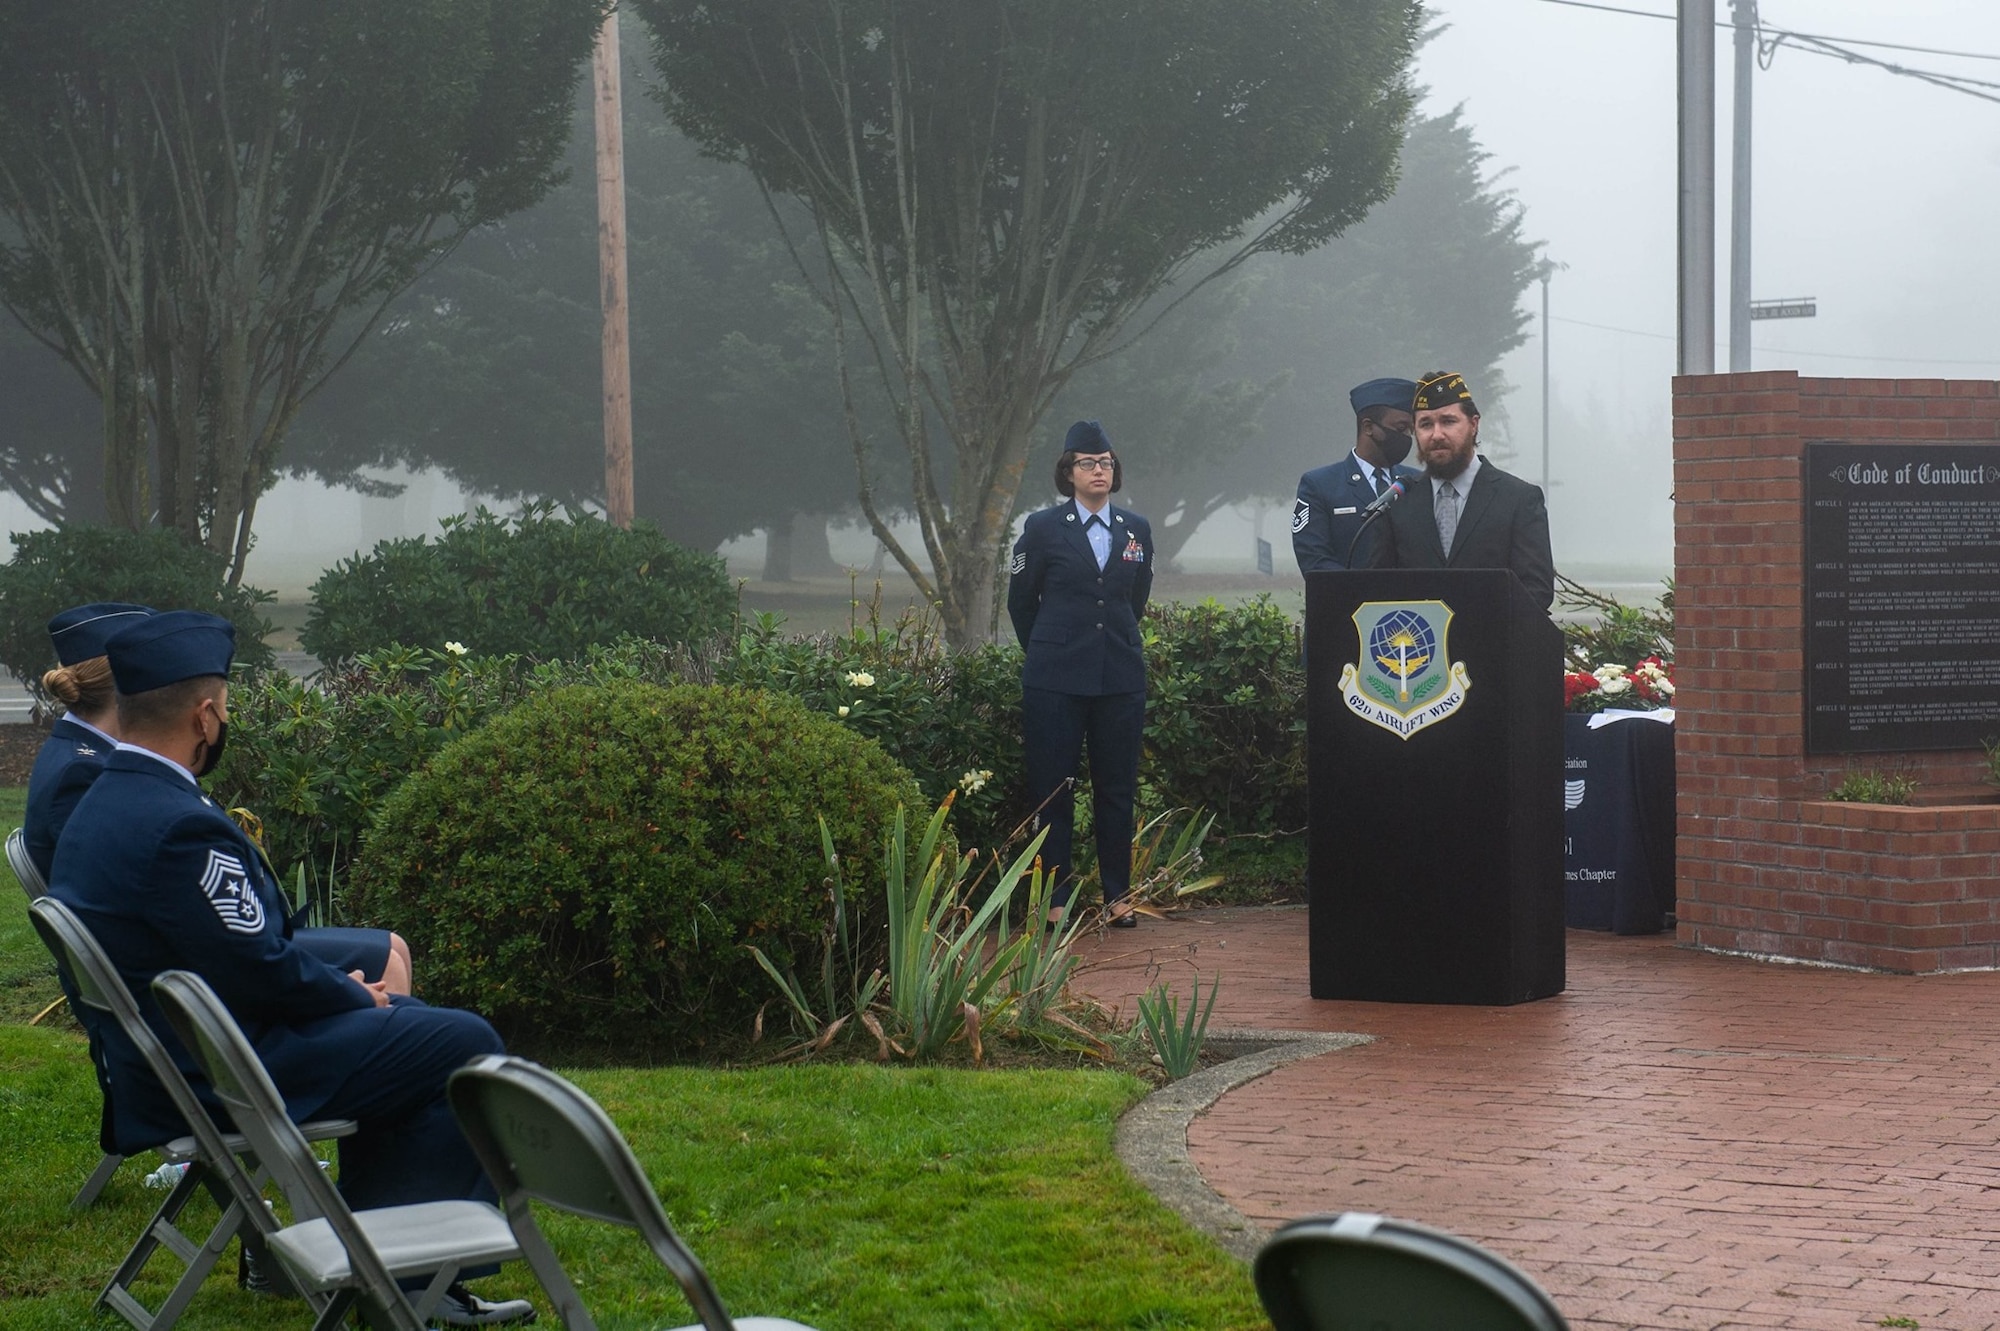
[1673,372,2000,971]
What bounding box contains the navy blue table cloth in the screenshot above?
[1563,714,1676,934]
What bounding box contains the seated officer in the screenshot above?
[50,611,533,1327]
[31,602,414,995]
[23,602,154,883]
[23,602,153,1165]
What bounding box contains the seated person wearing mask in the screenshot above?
[51,611,533,1327]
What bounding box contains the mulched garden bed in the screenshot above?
[0,723,45,787]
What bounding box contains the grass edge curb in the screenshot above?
[1113,1027,1371,1262]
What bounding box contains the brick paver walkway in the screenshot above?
[1074,906,2000,1330]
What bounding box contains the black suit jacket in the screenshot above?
[1369,460,1556,611]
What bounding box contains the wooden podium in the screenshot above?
[1305,569,1565,1004]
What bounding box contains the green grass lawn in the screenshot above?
[0,791,1265,1330]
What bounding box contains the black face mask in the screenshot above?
[195,720,228,779]
[1373,429,1415,467]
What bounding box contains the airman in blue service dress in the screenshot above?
[1007,420,1155,923]
[25,602,154,1159]
[27,602,396,985]
[22,602,153,883]
[1291,377,1422,574]
[50,614,506,1214]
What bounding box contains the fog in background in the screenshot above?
[1425,0,2000,581]
[7,0,1996,595]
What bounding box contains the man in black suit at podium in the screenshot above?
[1370,370,1556,612]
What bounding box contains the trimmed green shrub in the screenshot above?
[0,525,275,699]
[1142,596,1306,835]
[709,610,1025,857]
[212,640,712,905]
[207,645,538,915]
[301,503,734,665]
[350,680,923,1048]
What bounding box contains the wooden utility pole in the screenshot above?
[594,6,634,527]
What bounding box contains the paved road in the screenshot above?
[1074,907,2000,1330]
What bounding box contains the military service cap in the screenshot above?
[1412,371,1477,416]
[1348,378,1419,416]
[105,611,236,695]
[1063,419,1112,455]
[48,603,155,666]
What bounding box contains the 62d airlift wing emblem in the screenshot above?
[1337,600,1472,740]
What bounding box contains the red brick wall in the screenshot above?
[1673,371,2000,971]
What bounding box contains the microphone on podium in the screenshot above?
[1361,478,1405,515]
[1343,479,1407,567]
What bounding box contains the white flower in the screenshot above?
[837,705,851,718]
[1599,676,1633,697]
[1592,663,1627,682]
[844,670,876,688]
[959,768,994,794]
[1654,678,1676,696]
[443,641,469,657]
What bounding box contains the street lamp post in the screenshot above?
[1729,0,1758,372]
[1678,0,1717,376]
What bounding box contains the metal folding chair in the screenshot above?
[151,968,526,1331]
[27,896,359,1330]
[10,826,128,1209]
[448,1054,819,1331]
[6,825,46,897]
[1253,1212,1570,1331]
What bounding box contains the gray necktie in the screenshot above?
[1435,482,1459,557]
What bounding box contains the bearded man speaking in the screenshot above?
[1368,370,1555,611]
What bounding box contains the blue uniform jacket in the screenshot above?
[50,748,383,1153]
[24,715,116,883]
[1292,456,1422,574]
[1007,502,1154,696]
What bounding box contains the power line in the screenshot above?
[1549,314,2000,367]
[1536,0,2000,60]
[1534,0,1675,22]
[1774,33,2000,104]
[1533,0,2000,104]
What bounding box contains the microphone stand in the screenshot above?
[1344,511,1387,569]
[1344,483,1404,567]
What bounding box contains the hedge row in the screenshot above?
[209,595,1308,905]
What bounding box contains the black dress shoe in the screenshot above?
[1107,906,1138,929]
[430,1283,537,1326]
